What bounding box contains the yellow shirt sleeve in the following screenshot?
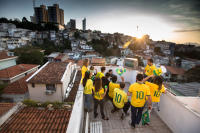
[161,85,165,93]
[146,86,151,96]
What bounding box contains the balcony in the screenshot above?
[66,66,200,133]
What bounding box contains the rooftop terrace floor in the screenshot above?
[88,82,172,133]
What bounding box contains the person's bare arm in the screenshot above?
[127,91,131,96]
[102,87,108,98]
[147,95,152,109]
[121,76,124,82]
[143,75,154,82]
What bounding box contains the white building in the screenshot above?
[27,62,76,102]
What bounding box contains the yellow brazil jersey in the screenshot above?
[96,72,104,79]
[113,88,128,109]
[145,81,165,102]
[93,87,104,100]
[83,79,93,95]
[145,64,156,76]
[128,83,150,107]
[81,66,88,83]
[108,82,120,98]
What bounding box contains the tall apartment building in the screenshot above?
[59,9,64,25]
[33,4,64,25]
[48,4,64,25]
[82,18,86,31]
[34,5,48,23]
[70,19,76,30]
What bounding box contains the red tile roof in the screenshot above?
[0,103,16,117]
[0,107,71,132]
[165,66,186,75]
[0,51,17,60]
[28,62,69,84]
[91,58,106,66]
[0,64,39,79]
[3,73,33,94]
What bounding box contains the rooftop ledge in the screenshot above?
[67,66,200,133]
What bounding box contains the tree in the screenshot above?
[22,17,28,23]
[154,47,161,54]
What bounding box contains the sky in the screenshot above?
[0,0,200,44]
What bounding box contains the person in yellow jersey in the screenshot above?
[112,82,131,120]
[108,75,124,108]
[143,75,166,112]
[128,74,152,128]
[82,71,93,112]
[96,66,105,79]
[144,59,156,81]
[81,59,89,83]
[93,78,109,120]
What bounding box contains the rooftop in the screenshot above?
[0,103,16,117]
[0,51,17,61]
[91,58,106,66]
[0,107,71,132]
[28,62,69,84]
[165,66,185,75]
[0,64,39,79]
[3,73,33,94]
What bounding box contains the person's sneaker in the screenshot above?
[125,112,130,116]
[129,120,135,128]
[102,116,109,120]
[121,113,124,120]
[111,109,116,113]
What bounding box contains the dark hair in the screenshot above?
[94,78,102,92]
[101,67,106,72]
[120,82,125,89]
[136,74,143,82]
[90,66,94,70]
[109,69,112,72]
[111,75,117,83]
[105,72,110,78]
[153,76,163,90]
[148,59,153,63]
[83,71,90,87]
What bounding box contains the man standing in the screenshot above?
[144,59,156,81]
[128,74,152,128]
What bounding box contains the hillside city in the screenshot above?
[0,2,200,133]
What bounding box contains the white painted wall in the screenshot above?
[156,92,200,133]
[28,83,63,102]
[0,58,17,70]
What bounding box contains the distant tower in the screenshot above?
[82,18,86,31]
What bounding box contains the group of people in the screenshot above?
[81,58,166,128]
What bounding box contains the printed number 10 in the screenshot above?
[136,91,144,99]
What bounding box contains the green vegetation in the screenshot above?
[0,17,58,31]
[34,39,71,55]
[0,83,8,95]
[88,39,121,57]
[13,46,44,65]
[22,99,68,109]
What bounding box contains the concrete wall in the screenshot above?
[0,58,16,70]
[94,66,138,84]
[66,84,84,133]
[28,83,63,102]
[156,92,200,133]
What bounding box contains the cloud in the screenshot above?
[174,29,200,32]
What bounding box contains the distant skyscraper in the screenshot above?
[48,4,60,24]
[70,19,76,30]
[82,18,86,31]
[34,5,48,23]
[59,9,64,25]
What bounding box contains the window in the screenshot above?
[32,83,35,88]
[46,84,56,92]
